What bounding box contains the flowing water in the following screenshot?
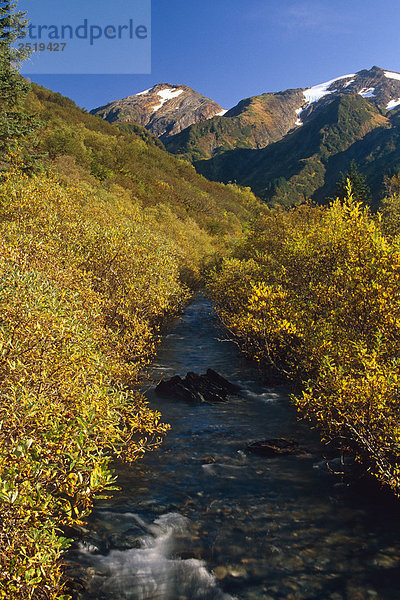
[69,296,400,600]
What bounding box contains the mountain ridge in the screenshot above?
[90,66,400,207]
[165,65,400,161]
[90,83,225,141]
[195,94,392,206]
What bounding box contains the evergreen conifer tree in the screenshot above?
[0,0,39,161]
[335,160,372,205]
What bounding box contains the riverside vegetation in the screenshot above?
[208,184,400,497]
[0,115,260,597]
[0,4,261,597]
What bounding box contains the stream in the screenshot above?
[69,296,400,600]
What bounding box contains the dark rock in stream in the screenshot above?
[245,438,301,457]
[155,369,241,403]
[205,369,240,395]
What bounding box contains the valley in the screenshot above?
[2,2,400,598]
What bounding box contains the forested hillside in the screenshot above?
[158,68,400,209]
[196,95,391,207]
[26,83,261,268]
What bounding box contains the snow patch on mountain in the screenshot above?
[359,87,375,98]
[215,110,227,116]
[387,97,400,110]
[136,88,151,96]
[384,71,400,82]
[303,73,356,105]
[152,88,184,112]
[344,79,355,88]
[295,107,304,126]
[153,88,183,112]
[152,89,184,112]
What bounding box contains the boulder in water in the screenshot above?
[205,369,241,395]
[155,375,197,403]
[245,438,300,457]
[155,369,240,403]
[313,456,357,475]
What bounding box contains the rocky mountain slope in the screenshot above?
[90,83,226,141]
[166,66,400,162]
[172,66,400,206]
[165,88,305,161]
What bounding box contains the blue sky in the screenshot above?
[21,0,400,111]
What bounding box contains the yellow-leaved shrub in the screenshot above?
[0,164,193,599]
[209,190,400,494]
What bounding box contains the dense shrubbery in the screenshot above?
[0,84,263,599]
[0,4,265,594]
[0,162,195,597]
[208,189,400,494]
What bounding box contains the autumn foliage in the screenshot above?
[0,157,201,598]
[209,188,400,494]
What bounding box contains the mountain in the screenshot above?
[165,88,305,161]
[165,66,400,162]
[90,83,226,141]
[167,66,400,206]
[90,66,400,207]
[195,93,391,206]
